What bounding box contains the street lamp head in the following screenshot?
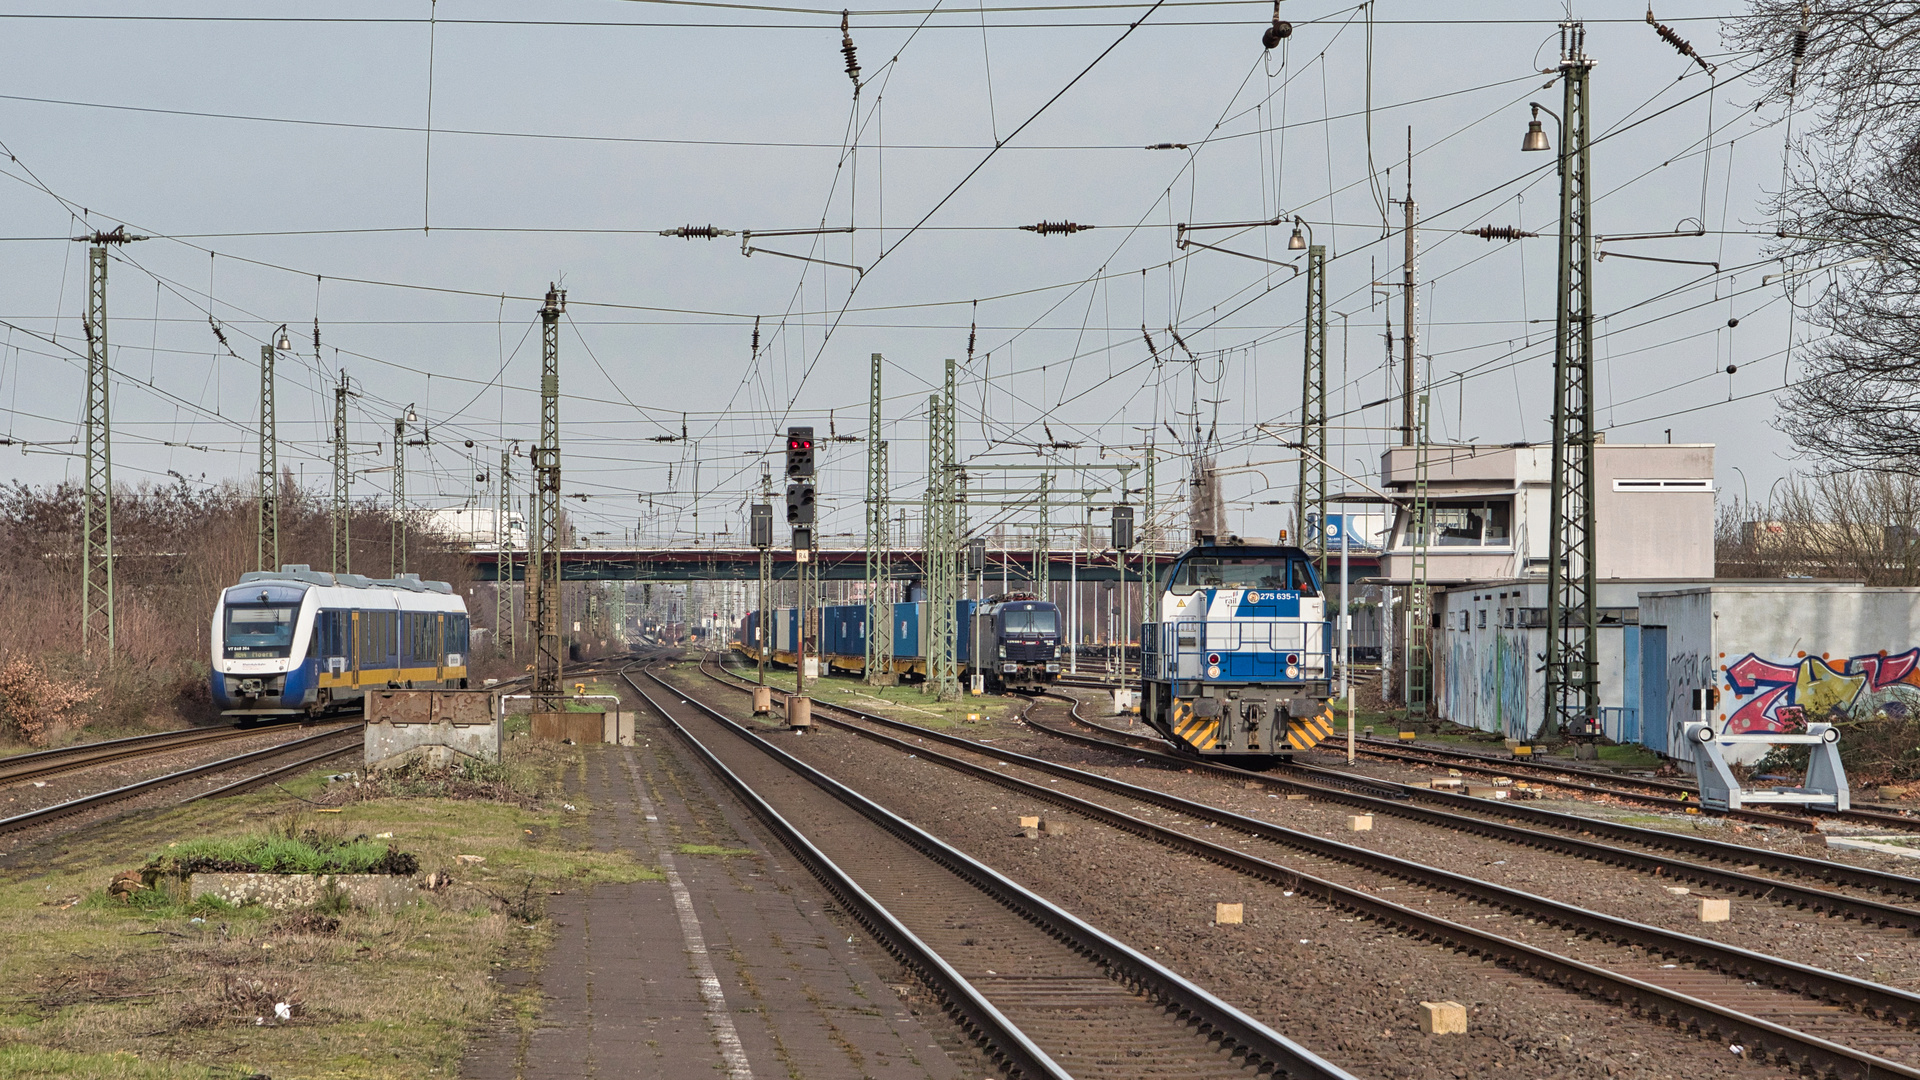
[1521,118,1550,152]
[1288,225,1306,251]
[274,324,292,351]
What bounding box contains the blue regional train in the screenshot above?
[735,593,1062,692]
[1140,538,1336,759]
[211,564,472,717]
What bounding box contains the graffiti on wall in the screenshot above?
[1722,649,1920,733]
[1446,631,1531,739]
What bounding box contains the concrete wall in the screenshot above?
[1595,445,1714,580]
[1437,579,1702,741]
[1640,586,1920,761]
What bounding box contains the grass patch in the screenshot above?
[146,818,416,876]
[675,844,752,857]
[0,1046,218,1079]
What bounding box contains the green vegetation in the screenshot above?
[145,822,414,877]
[707,655,1018,727]
[676,844,752,857]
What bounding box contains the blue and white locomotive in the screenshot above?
[1140,537,1334,759]
[211,564,472,718]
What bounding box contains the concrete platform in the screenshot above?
[461,725,970,1080]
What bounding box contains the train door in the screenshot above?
[350,610,361,689]
[435,613,446,686]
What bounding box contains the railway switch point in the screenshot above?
[1418,1001,1467,1035]
[1347,814,1373,831]
[1699,898,1731,923]
[1215,902,1244,925]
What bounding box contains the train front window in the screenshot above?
[1004,609,1058,635]
[225,605,295,657]
[1170,557,1288,594]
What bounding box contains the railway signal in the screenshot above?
[750,502,773,548]
[785,482,815,526]
[786,426,816,479]
[1112,505,1135,550]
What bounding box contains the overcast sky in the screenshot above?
[0,0,1809,546]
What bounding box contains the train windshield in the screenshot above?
[225,605,296,656]
[1003,608,1058,635]
[1169,555,1319,595]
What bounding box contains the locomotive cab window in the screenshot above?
[224,606,296,658]
[1168,555,1320,596]
[1002,608,1058,635]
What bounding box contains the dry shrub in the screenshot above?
[0,657,96,745]
[0,476,475,736]
[177,975,303,1028]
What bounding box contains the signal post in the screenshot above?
[785,426,816,729]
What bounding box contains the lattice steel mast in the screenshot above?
[391,416,407,577]
[1544,22,1600,738]
[533,285,566,709]
[1297,241,1328,582]
[332,370,351,575]
[258,342,280,572]
[865,353,891,684]
[1407,395,1433,720]
[78,228,141,657]
[925,358,960,700]
[496,447,514,658]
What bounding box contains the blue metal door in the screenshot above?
[1620,626,1640,744]
[1639,626,1668,754]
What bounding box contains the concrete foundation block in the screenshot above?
[364,690,500,768]
[1699,897,1731,922]
[185,872,421,913]
[1285,793,1310,801]
[1347,814,1373,831]
[1040,818,1069,837]
[1018,815,1041,829]
[1418,1000,1467,1035]
[1214,902,1243,925]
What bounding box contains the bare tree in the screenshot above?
[1714,469,1920,583]
[1729,4,1920,470]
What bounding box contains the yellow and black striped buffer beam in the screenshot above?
[1285,708,1337,751]
[1170,699,1219,751]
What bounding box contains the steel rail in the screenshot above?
[0,719,318,787]
[684,667,1920,1080]
[1350,735,1920,833]
[710,671,1920,1023]
[0,724,363,835]
[1021,692,1920,903]
[643,660,1361,1080]
[184,741,363,802]
[620,667,1074,1080]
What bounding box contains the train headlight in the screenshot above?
[1206,664,1221,679]
[1286,664,1300,679]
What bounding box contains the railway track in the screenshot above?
[0,718,323,788]
[1022,690,1920,911]
[0,724,364,838]
[624,657,1357,1080]
[690,658,1920,1078]
[1348,735,1920,834]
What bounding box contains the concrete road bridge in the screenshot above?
[468,546,1380,584]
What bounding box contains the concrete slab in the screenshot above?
[462,725,968,1080]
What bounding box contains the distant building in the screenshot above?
[418,507,525,550]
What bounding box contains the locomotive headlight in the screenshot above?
[998,646,1006,658]
[1206,665,1221,679]
[1286,664,1301,679]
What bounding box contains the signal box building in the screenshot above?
[1370,442,1717,742]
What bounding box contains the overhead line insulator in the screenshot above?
[1261,0,1292,49]
[659,224,736,239]
[1646,6,1716,76]
[841,11,861,90]
[1021,220,1091,235]
[1145,143,1189,151]
[1464,225,1539,241]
